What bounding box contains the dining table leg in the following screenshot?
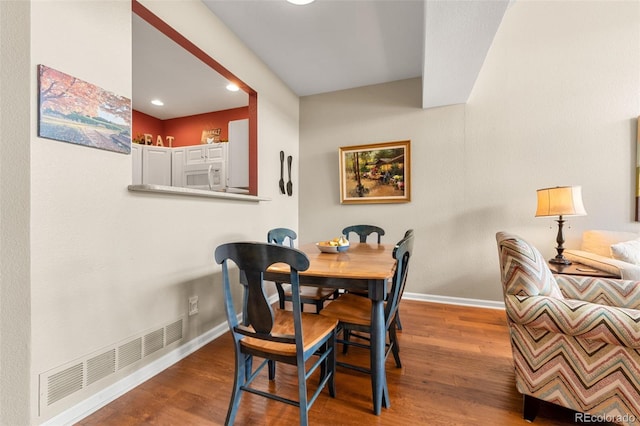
[370,296,389,414]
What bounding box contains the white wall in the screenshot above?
[0,2,31,425]
[299,1,640,302]
[24,0,300,423]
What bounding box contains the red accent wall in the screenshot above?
[132,110,164,143]
[132,107,249,147]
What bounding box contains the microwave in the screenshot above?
[182,162,225,191]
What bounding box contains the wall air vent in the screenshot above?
[86,349,116,386]
[165,318,183,346]
[143,328,164,357]
[38,316,185,417]
[47,363,83,406]
[118,337,142,370]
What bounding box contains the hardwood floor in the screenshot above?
[76,301,614,425]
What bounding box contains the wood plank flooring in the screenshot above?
[76,301,614,425]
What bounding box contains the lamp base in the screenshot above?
[549,256,571,265]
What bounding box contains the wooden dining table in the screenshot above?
[264,242,398,415]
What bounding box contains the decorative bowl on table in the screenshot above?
[316,238,350,253]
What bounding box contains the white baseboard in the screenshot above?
[43,293,499,425]
[402,292,505,310]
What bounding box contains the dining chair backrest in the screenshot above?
[214,242,310,345]
[385,229,414,328]
[267,227,297,248]
[268,227,338,313]
[342,224,385,243]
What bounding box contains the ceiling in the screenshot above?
[132,0,512,120]
[203,0,512,108]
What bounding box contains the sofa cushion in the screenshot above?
[610,238,640,265]
[563,250,622,277]
[581,230,639,258]
[564,249,640,280]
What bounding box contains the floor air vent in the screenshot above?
[39,316,185,417]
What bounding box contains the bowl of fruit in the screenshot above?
[316,236,350,253]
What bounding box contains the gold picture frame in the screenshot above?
[339,140,411,204]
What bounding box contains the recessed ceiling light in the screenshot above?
[226,83,240,92]
[151,99,164,106]
[287,0,315,5]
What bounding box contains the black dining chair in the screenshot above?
[319,230,413,399]
[215,242,338,426]
[341,224,386,243]
[267,228,338,313]
[340,224,407,331]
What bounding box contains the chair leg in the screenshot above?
[395,310,403,331]
[315,300,323,314]
[389,319,402,368]
[268,360,276,380]
[342,329,351,354]
[297,360,309,426]
[226,352,246,426]
[319,341,326,386]
[328,332,336,397]
[275,283,286,310]
[245,355,253,381]
[319,358,326,386]
[523,394,540,422]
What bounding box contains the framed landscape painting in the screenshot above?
[37,64,131,154]
[339,140,411,204]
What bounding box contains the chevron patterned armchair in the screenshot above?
[496,232,640,424]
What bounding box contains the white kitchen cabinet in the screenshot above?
[131,143,142,185]
[142,145,172,186]
[227,119,249,189]
[184,144,225,165]
[171,148,185,187]
[132,144,172,186]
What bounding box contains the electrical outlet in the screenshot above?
[188,296,199,316]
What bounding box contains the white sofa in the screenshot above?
[564,229,640,280]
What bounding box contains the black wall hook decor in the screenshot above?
[279,151,285,194]
[286,155,293,196]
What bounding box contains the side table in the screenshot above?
[547,262,618,278]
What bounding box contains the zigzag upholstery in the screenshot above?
[556,275,640,310]
[497,232,640,424]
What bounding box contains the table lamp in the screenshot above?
[535,186,587,265]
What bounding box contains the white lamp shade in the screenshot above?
[535,186,587,217]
